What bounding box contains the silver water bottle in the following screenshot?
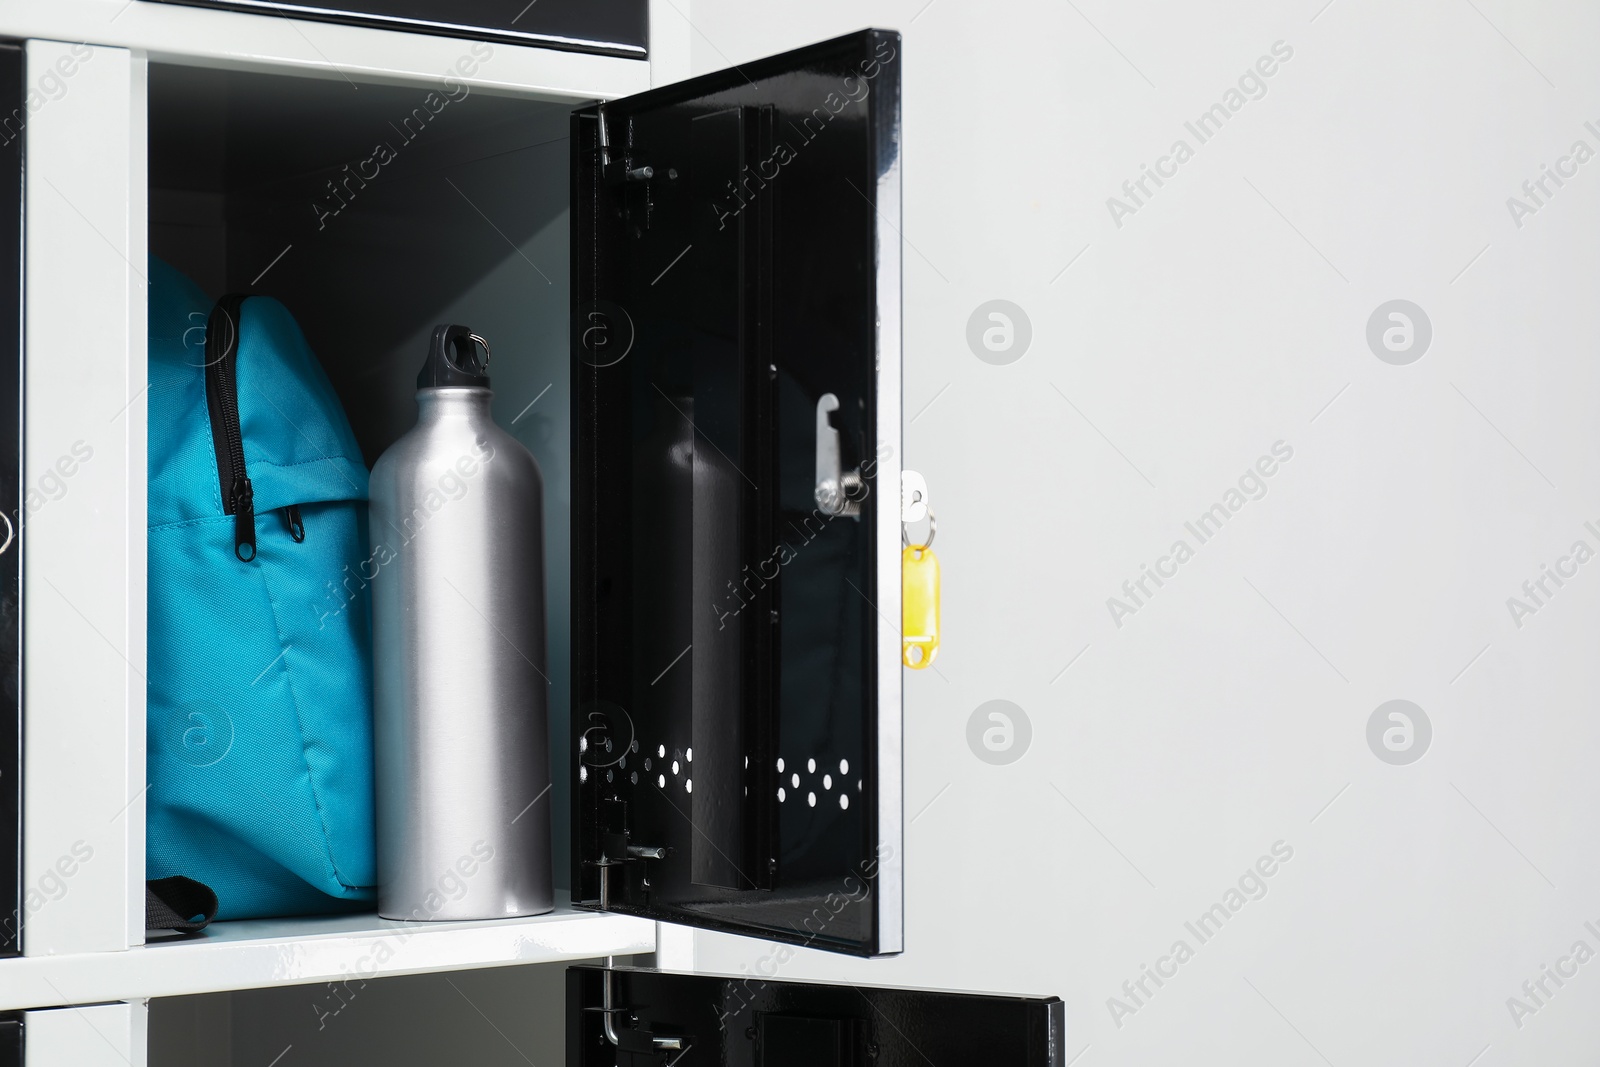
[369,325,552,920]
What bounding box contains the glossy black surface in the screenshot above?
[0,42,21,960]
[566,967,1066,1067]
[0,1014,18,1067]
[572,30,901,955]
[143,0,647,58]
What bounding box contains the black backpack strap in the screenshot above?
[146,876,219,932]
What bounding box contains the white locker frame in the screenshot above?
[22,37,147,961]
[24,1002,145,1067]
[5,0,697,1014]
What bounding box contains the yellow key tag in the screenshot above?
[902,544,940,669]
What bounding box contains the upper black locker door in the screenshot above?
[146,1,648,58]
[572,30,903,956]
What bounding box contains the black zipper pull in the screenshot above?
[233,476,256,562]
[283,504,305,543]
[205,295,259,566]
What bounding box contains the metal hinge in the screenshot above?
[589,967,690,1053]
[592,830,669,911]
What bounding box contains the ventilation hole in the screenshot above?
[807,792,816,808]
[672,760,681,775]
[807,758,817,773]
[777,757,785,772]
[619,755,626,769]
[579,765,588,782]
[839,758,849,775]
[605,738,614,753]
[644,758,652,770]
[606,768,614,783]
[579,736,589,753]
[778,787,786,802]
[630,771,638,785]
[857,779,863,791]
[657,774,666,789]
[791,773,800,789]
[630,739,639,752]
[685,778,693,793]
[744,755,749,769]
[839,794,849,810]
[658,744,666,758]
[687,747,694,762]
[823,774,833,790]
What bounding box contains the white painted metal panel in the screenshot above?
[652,920,695,972]
[24,1001,145,1067]
[22,40,145,959]
[689,2,1600,1064]
[125,45,148,962]
[0,905,654,1009]
[647,0,692,88]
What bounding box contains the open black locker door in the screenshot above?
[572,30,904,956]
[566,966,1065,1067]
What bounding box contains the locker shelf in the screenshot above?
[0,898,654,1011]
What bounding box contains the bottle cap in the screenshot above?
[418,324,490,389]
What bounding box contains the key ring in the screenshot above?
[467,333,492,370]
[902,507,936,551]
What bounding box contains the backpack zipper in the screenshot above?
[203,295,256,562]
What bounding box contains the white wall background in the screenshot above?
[680,2,1600,1064]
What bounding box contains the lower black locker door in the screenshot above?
[571,29,904,957]
[567,966,1065,1067]
[0,1014,17,1067]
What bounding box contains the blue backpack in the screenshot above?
[146,256,376,920]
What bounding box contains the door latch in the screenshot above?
[814,393,862,518]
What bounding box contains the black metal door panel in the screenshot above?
[0,1014,18,1067]
[143,0,648,58]
[572,30,903,956]
[0,41,22,961]
[566,967,1065,1067]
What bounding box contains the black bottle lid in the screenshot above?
[418,324,491,388]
